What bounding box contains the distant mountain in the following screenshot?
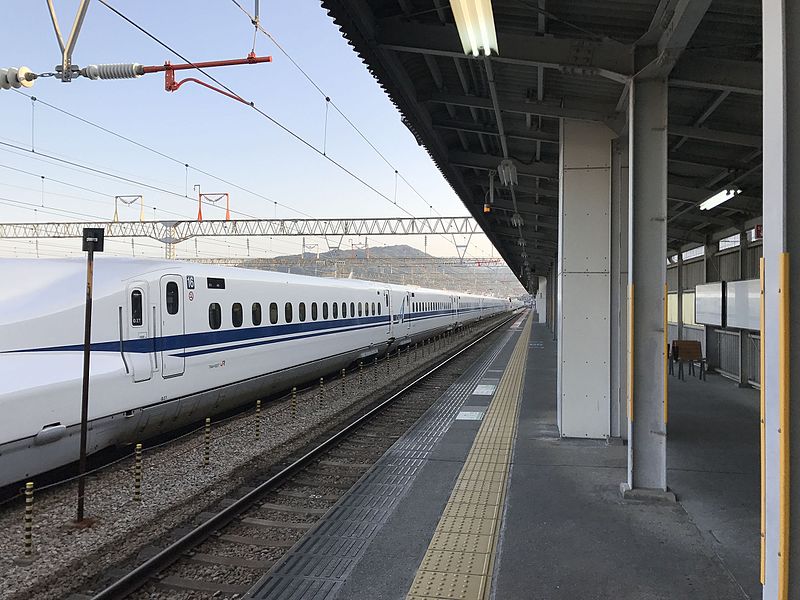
[276,244,430,261]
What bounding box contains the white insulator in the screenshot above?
[0,67,35,90]
[81,63,143,80]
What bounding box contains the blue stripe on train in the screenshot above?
[7,306,486,355]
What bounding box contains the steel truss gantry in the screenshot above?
[0,216,482,259]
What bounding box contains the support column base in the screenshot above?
[619,483,677,503]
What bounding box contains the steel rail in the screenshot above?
[90,313,516,599]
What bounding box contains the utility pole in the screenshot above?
[76,227,104,522]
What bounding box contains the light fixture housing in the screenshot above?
[699,188,741,211]
[497,158,517,187]
[449,0,499,57]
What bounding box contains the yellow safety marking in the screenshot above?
[628,283,635,422]
[663,282,668,425]
[406,316,532,600]
[760,257,766,584]
[778,252,790,600]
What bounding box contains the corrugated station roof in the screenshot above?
[321,0,762,291]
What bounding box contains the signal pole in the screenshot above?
[76,228,104,522]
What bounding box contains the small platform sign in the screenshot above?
[473,384,497,396]
[456,407,486,421]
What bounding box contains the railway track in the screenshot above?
[76,316,514,600]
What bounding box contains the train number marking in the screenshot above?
[186,276,195,289]
[188,291,195,301]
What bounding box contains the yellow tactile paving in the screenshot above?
[406,316,532,600]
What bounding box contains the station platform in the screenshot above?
[245,314,757,599]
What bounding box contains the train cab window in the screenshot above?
[342,302,347,318]
[252,302,262,326]
[285,302,293,323]
[311,302,318,320]
[299,302,306,322]
[333,302,339,319]
[358,302,363,317]
[166,282,179,315]
[131,290,143,326]
[323,302,329,319]
[232,303,243,327]
[209,303,222,330]
[350,302,356,318]
[269,302,278,324]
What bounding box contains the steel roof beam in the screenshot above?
[670,56,762,96]
[432,117,559,144]
[376,19,633,80]
[425,91,616,123]
[669,124,762,148]
[449,150,559,179]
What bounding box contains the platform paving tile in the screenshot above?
[244,329,515,600]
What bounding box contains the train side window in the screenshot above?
[269,302,278,324]
[299,302,306,322]
[232,303,243,327]
[371,302,376,316]
[377,303,381,315]
[252,302,262,326]
[342,302,347,318]
[209,303,222,330]
[131,290,143,326]
[333,302,339,319]
[311,302,318,320]
[350,302,355,318]
[285,302,293,323]
[166,282,179,315]
[358,302,363,317]
[323,302,329,319]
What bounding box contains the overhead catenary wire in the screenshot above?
[95,0,484,259]
[227,0,447,219]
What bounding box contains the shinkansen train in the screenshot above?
[0,257,516,487]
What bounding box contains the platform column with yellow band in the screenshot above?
[406,316,531,600]
[762,1,798,596]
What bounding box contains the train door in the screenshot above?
[160,275,185,378]
[383,290,392,335]
[125,283,152,382]
[405,292,412,330]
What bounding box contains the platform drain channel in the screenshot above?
[244,329,515,600]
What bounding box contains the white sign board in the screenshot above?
[726,279,760,330]
[695,282,724,327]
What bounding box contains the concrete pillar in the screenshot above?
[738,230,750,388]
[677,254,684,340]
[610,138,629,439]
[557,119,613,439]
[762,1,800,596]
[703,237,719,362]
[624,78,669,494]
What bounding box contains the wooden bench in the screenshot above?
[670,340,706,381]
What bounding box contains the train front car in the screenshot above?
[0,258,135,486]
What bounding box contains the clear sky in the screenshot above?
[0,0,512,266]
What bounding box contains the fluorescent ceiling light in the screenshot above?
[699,188,741,211]
[450,0,498,57]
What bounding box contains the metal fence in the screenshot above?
[747,333,761,387]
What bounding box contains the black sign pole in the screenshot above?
[76,228,104,523]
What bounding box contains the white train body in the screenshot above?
[0,258,513,486]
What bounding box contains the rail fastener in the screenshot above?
[340,368,346,396]
[319,377,325,406]
[291,386,297,419]
[359,361,364,388]
[133,444,142,502]
[373,356,378,382]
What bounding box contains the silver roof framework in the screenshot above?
[321,0,762,291]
